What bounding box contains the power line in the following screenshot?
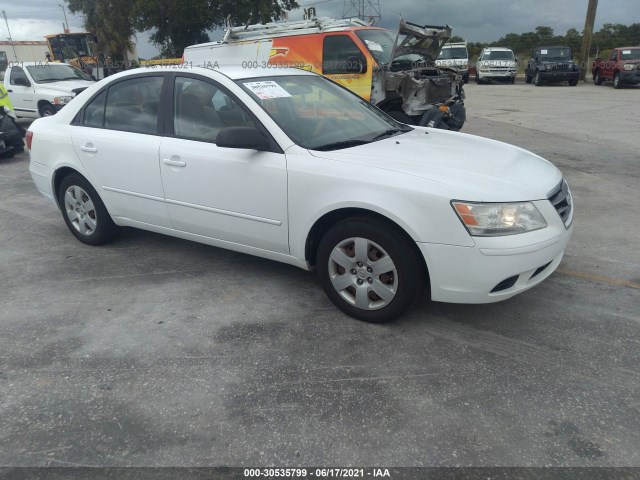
[342,0,381,25]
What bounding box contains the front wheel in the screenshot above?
[534,71,543,86]
[58,174,120,245]
[317,217,424,323]
[39,103,56,117]
[568,78,578,86]
[613,72,622,89]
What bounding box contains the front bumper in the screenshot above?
[620,70,640,85]
[479,69,517,79]
[539,70,580,81]
[418,199,573,304]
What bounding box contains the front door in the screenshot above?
[159,75,289,254]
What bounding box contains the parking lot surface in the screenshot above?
[1,81,639,468]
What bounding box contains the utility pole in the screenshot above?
[2,10,18,62]
[59,3,70,33]
[578,0,598,81]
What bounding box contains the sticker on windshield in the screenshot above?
[243,81,292,99]
[622,50,631,54]
[541,49,548,54]
[365,40,384,52]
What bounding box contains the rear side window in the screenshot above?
[323,35,367,74]
[104,77,163,135]
[83,90,106,127]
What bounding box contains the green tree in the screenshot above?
[66,0,135,61]
[133,0,299,58]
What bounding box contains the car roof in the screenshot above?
[535,45,570,49]
[106,65,317,81]
[616,46,640,50]
[482,47,513,51]
[11,61,72,67]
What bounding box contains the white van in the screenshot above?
[475,47,518,84]
[436,42,469,83]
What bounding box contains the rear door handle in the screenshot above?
[163,158,186,167]
[81,145,97,153]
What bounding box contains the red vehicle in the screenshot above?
[592,46,640,89]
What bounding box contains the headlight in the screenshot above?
[545,63,551,71]
[623,64,635,71]
[52,96,73,105]
[452,201,547,236]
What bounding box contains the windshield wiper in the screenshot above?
[313,139,371,151]
[370,128,411,141]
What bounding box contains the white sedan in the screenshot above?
[27,66,573,322]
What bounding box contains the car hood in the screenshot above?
[391,20,452,64]
[36,80,95,94]
[309,128,562,202]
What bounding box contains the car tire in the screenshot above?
[613,72,622,89]
[39,103,56,117]
[594,71,603,85]
[316,216,424,323]
[58,173,120,245]
[568,78,578,86]
[534,71,543,86]
[525,73,532,84]
[463,72,469,84]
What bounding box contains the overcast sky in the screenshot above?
[0,0,637,58]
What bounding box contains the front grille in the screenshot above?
[550,63,570,71]
[547,179,573,228]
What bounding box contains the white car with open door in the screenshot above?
[27,66,573,323]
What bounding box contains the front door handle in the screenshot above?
[81,145,97,153]
[163,158,186,167]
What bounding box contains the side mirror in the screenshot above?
[515,57,519,62]
[216,127,270,151]
[13,77,31,87]
[477,57,481,62]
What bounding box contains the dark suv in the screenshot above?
[526,46,580,86]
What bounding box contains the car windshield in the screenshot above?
[537,47,571,60]
[238,75,412,151]
[438,47,467,60]
[620,49,640,60]
[26,64,93,83]
[482,51,514,61]
[355,29,395,66]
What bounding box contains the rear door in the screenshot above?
[71,74,172,228]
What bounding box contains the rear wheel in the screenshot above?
[58,174,120,245]
[317,217,424,323]
[613,72,622,89]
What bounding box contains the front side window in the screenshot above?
[9,66,29,85]
[25,64,92,83]
[173,76,254,142]
[323,35,367,74]
[104,76,163,135]
[238,75,411,151]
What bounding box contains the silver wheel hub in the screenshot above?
[328,237,398,311]
[64,185,97,236]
